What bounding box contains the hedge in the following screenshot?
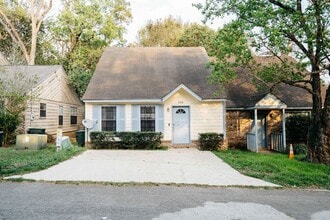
[199,133,224,151]
[90,131,163,149]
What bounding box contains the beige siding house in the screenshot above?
[83,47,226,145]
[0,65,84,136]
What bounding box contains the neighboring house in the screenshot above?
[83,47,226,145]
[225,59,313,152]
[0,65,84,136]
[0,52,9,65]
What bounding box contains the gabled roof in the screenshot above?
[0,65,63,91]
[83,47,225,101]
[226,65,313,109]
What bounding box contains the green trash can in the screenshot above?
[0,131,3,147]
[76,130,85,147]
[28,128,46,134]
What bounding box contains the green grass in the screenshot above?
[214,150,330,189]
[0,145,86,178]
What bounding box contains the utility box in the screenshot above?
[27,128,46,134]
[16,134,47,150]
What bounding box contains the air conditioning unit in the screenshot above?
[16,134,47,150]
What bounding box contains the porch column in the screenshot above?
[254,108,258,153]
[282,108,286,150]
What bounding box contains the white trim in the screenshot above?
[84,99,162,104]
[254,93,287,109]
[202,99,226,102]
[162,84,202,102]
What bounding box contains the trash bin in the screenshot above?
[76,130,85,147]
[28,128,46,134]
[0,131,3,147]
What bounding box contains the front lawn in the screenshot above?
[214,150,330,189]
[0,145,85,178]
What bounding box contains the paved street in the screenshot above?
[0,182,329,220]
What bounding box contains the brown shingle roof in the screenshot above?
[83,47,224,101]
[226,65,313,109]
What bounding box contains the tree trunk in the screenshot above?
[307,68,330,164]
[320,83,330,164]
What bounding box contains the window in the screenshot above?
[70,107,77,125]
[140,106,155,131]
[40,103,46,118]
[59,106,63,126]
[102,106,116,131]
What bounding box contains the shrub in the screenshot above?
[286,144,307,155]
[286,114,310,145]
[90,131,163,150]
[0,111,21,146]
[199,133,224,151]
[90,131,119,149]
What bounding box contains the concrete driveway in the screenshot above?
[10,148,278,187]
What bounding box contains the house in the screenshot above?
[0,52,9,65]
[225,57,313,152]
[83,47,226,146]
[0,65,84,137]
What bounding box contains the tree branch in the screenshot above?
[268,0,296,12]
[0,9,29,63]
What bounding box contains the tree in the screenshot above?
[0,0,52,65]
[0,69,38,145]
[51,0,132,97]
[178,23,216,53]
[137,16,185,47]
[196,0,330,164]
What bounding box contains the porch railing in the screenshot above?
[246,132,258,152]
[270,133,285,153]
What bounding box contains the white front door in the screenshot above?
[172,106,190,144]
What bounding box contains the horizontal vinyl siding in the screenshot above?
[25,99,84,135]
[164,88,224,142]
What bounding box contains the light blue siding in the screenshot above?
[92,105,101,131]
[117,105,126,131]
[155,105,164,133]
[131,105,140,131]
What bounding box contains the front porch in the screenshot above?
[246,94,287,153]
[227,94,287,153]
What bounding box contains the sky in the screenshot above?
[124,0,225,43]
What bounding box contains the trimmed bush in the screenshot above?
[199,133,224,151]
[90,131,119,149]
[90,131,163,150]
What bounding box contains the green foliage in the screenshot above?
[199,133,224,151]
[196,0,330,164]
[0,70,37,145]
[0,145,85,177]
[67,69,93,97]
[89,131,118,148]
[0,111,20,145]
[137,17,216,52]
[90,131,163,150]
[286,114,310,145]
[207,21,253,85]
[285,144,307,155]
[50,0,132,97]
[178,23,216,53]
[137,16,185,47]
[214,150,330,189]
